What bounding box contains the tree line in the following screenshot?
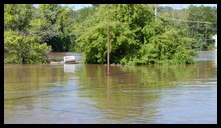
[4,4,217,64]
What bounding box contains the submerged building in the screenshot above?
[212,34,217,49]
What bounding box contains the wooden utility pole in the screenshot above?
[205,24,208,39]
[106,4,110,74]
[155,4,157,21]
[107,22,110,73]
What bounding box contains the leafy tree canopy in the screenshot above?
[76,4,196,65]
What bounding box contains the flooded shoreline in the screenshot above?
[4,51,217,124]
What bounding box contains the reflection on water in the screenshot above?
[4,51,217,124]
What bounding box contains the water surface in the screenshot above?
[4,51,217,124]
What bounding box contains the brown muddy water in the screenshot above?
[4,51,217,124]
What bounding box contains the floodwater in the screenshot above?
[4,51,217,124]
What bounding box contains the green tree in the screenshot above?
[187,5,217,50]
[4,4,33,34]
[73,6,97,23]
[75,4,196,65]
[4,4,51,64]
[4,30,51,64]
[30,4,75,52]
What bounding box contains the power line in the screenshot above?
[156,15,217,25]
[154,5,217,25]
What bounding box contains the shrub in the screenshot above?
[4,31,51,64]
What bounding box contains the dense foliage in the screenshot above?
[4,4,217,64]
[4,4,33,33]
[4,4,51,64]
[30,4,76,52]
[157,5,217,50]
[4,31,51,64]
[187,5,217,50]
[76,5,196,65]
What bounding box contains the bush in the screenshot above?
[4,31,51,64]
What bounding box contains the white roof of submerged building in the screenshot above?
[212,34,217,48]
[213,34,217,39]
